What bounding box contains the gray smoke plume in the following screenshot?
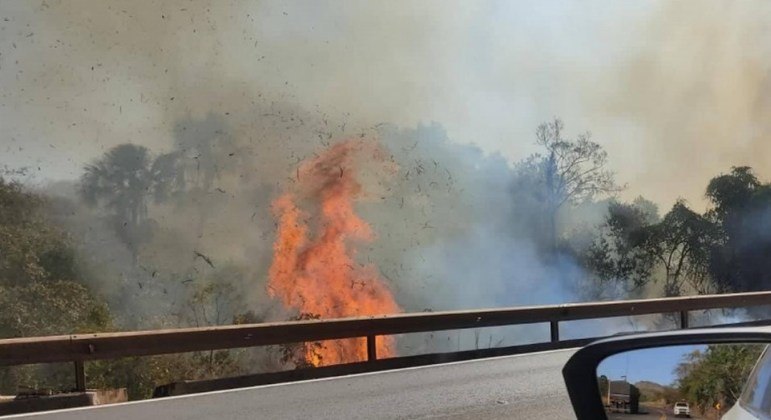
[2,1,765,353]
[4,1,771,211]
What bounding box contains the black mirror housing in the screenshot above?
[562,326,771,420]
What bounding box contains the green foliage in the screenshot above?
[701,166,771,294]
[0,178,114,394]
[0,178,111,336]
[0,183,67,285]
[584,166,771,297]
[86,351,243,400]
[587,196,726,297]
[644,200,718,296]
[676,344,763,412]
[586,200,657,295]
[659,387,682,404]
[706,166,760,220]
[0,281,110,337]
[185,265,254,328]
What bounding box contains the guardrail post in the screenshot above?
[550,321,559,342]
[366,335,377,361]
[74,361,86,392]
[679,310,689,329]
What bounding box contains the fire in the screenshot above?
[268,139,400,366]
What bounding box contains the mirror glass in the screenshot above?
[596,343,771,419]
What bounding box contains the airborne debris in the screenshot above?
[194,250,215,268]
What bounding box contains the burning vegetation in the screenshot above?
[268,139,400,366]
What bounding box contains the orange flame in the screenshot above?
[268,139,400,366]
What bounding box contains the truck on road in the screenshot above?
[604,380,640,414]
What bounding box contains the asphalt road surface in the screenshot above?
[608,404,703,419]
[7,349,577,420]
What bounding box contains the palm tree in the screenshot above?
[173,113,236,192]
[80,144,180,259]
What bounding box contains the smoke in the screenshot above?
[2,1,769,355]
[3,1,771,210]
[356,123,578,311]
[593,2,771,209]
[36,110,597,353]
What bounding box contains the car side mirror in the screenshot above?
[562,327,771,419]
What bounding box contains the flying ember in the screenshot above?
[268,139,400,366]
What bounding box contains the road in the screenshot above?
[608,404,703,419]
[7,349,577,420]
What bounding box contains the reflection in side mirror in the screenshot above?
[597,344,770,419]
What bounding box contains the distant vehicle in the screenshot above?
[722,345,771,420]
[603,380,640,414]
[673,401,690,417]
[563,327,771,420]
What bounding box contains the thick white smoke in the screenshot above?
[2,1,768,351]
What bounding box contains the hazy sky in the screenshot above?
[598,345,707,386]
[1,0,770,210]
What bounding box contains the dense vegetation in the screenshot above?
[675,344,763,413]
[587,166,771,300]
[2,117,771,399]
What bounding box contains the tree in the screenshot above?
[173,113,238,192]
[532,118,620,252]
[181,264,255,328]
[585,200,658,297]
[149,150,185,203]
[644,201,719,296]
[510,156,555,250]
[80,144,180,259]
[705,166,760,221]
[172,265,264,380]
[704,167,771,293]
[586,195,727,298]
[676,344,762,413]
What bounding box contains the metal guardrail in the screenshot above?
[1,291,770,392]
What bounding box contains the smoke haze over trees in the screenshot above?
[5,113,771,396]
[3,0,771,402]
